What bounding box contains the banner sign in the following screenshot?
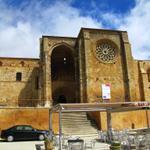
[102,84,111,100]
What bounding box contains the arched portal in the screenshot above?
[51,44,76,105]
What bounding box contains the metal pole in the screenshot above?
[49,109,52,131]
[145,109,149,129]
[107,110,112,142]
[59,110,62,150]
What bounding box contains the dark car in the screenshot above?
[1,125,49,142]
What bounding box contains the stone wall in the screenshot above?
[0,108,149,133]
[0,57,40,106]
[0,108,59,133]
[138,61,150,101]
[100,110,150,130]
[79,29,134,103]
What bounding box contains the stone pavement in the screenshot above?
[0,140,44,150]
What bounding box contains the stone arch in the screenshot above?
[51,43,76,105]
[49,42,75,57]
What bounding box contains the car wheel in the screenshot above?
[39,134,44,140]
[7,135,14,142]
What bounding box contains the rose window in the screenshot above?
[95,41,117,63]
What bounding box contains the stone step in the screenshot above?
[62,115,88,118]
[62,118,90,122]
[62,116,87,119]
[62,129,97,135]
[63,133,98,138]
[62,129,98,134]
[61,112,98,138]
[62,121,95,125]
[62,132,98,136]
[62,127,97,131]
[62,129,97,133]
[62,112,86,115]
[62,122,97,126]
[62,125,97,129]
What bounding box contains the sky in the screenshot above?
[0,0,150,60]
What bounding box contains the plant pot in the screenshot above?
[130,144,136,150]
[44,139,53,150]
[110,145,121,150]
[110,141,121,150]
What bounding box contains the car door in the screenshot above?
[23,126,37,140]
[13,126,24,140]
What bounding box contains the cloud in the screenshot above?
[0,22,40,58]
[120,0,150,60]
[101,0,150,60]
[0,0,101,58]
[0,0,150,60]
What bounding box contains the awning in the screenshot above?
[49,102,150,150]
[50,102,150,113]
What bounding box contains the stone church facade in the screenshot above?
[0,28,150,107]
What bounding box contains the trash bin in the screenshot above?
[68,139,84,150]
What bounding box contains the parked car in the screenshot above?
[1,125,49,142]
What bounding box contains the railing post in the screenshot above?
[59,110,62,150]
[145,108,150,130]
[107,110,112,142]
[49,109,52,132]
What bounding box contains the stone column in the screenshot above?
[78,38,85,103]
[43,38,52,107]
[38,67,42,105]
[74,55,79,103]
[83,31,91,103]
[121,32,136,101]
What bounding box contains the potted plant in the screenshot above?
[44,131,53,150]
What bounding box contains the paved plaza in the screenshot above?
[0,139,44,150]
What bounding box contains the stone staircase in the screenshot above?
[61,112,98,138]
[60,112,110,150]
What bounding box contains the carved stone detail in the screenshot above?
[95,40,117,63]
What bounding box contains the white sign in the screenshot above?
[102,84,111,100]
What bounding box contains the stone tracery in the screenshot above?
[95,40,117,63]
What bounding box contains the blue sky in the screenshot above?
[0,0,150,59]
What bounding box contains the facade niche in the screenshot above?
[147,69,150,82]
[20,61,25,67]
[0,61,2,66]
[35,76,39,89]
